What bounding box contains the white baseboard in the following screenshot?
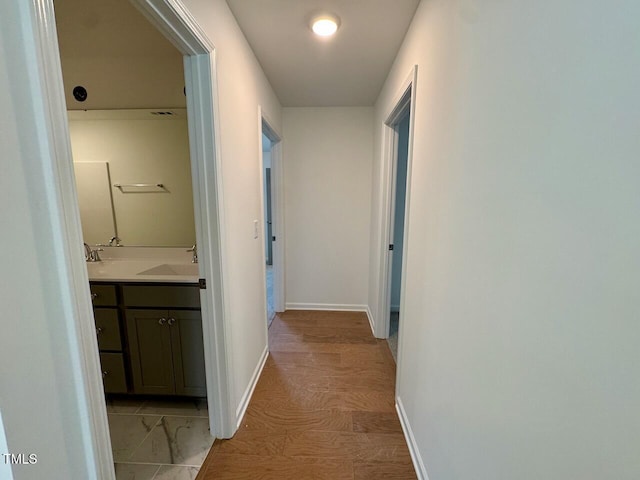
[235,345,269,428]
[396,396,429,480]
[365,305,375,336]
[285,303,368,312]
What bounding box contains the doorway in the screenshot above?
[53,0,218,475]
[260,115,283,329]
[262,132,275,326]
[29,0,234,476]
[388,113,411,362]
[376,66,417,372]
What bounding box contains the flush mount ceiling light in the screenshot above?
[311,14,340,37]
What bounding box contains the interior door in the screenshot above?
[265,167,273,265]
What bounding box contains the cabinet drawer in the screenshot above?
[99,353,127,394]
[94,309,122,351]
[122,285,200,308]
[90,284,117,306]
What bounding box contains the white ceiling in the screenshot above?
[226,0,420,107]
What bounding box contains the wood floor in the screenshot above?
[198,310,416,479]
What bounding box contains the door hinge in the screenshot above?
[389,244,394,251]
[199,278,207,289]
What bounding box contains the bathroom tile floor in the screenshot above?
[106,397,213,480]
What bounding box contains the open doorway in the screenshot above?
[54,0,216,474]
[262,132,276,326]
[28,0,235,476]
[376,67,417,371]
[260,115,283,329]
[388,113,411,362]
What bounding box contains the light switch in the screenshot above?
[253,220,259,239]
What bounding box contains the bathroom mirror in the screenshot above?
[70,109,196,247]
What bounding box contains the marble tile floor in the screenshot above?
[106,397,213,480]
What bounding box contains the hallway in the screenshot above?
[199,311,416,479]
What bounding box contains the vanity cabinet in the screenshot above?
[90,284,127,394]
[125,310,206,396]
[89,281,205,397]
[123,284,206,397]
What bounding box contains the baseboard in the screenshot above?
[285,303,368,312]
[365,305,375,336]
[396,396,430,480]
[235,345,269,428]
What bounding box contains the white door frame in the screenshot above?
[132,0,235,438]
[259,109,285,315]
[376,66,418,352]
[28,0,234,476]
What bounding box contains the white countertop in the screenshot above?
[85,247,200,283]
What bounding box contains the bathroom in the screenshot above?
[56,0,213,477]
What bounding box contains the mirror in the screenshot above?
[70,109,196,247]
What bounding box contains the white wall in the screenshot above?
[182,0,282,415]
[69,110,195,246]
[0,410,12,479]
[283,107,373,311]
[370,0,640,478]
[1,2,102,478]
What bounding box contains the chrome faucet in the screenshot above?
[108,236,122,247]
[187,244,198,263]
[83,243,92,261]
[84,243,103,262]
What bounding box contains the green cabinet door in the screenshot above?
[126,309,175,395]
[170,310,207,397]
[94,308,122,351]
[100,353,128,393]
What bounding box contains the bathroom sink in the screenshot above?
[137,263,199,276]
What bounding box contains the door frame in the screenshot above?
[259,109,285,316]
[375,66,418,355]
[133,0,235,438]
[28,0,234,476]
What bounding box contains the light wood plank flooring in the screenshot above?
[198,310,416,479]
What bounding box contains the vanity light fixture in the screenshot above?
[311,14,340,37]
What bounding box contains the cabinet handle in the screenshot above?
[102,371,108,378]
[158,318,167,326]
[91,293,98,300]
[96,327,103,336]
[168,318,176,326]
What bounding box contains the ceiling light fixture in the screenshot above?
[311,14,340,37]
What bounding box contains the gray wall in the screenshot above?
[70,110,195,246]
